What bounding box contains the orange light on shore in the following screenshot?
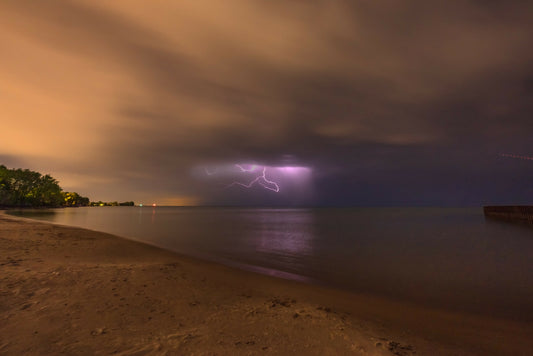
[152,203,157,207]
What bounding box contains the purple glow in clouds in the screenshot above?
[277,166,312,175]
[199,163,312,194]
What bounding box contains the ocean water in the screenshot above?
[10,206,533,321]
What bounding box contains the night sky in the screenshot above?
[1,1,532,206]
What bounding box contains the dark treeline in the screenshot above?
[0,165,89,207]
[89,201,135,207]
[1,165,136,208]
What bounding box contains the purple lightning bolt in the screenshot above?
[235,164,258,172]
[226,166,280,192]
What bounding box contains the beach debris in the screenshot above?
[269,297,295,308]
[91,327,107,336]
[317,306,332,313]
[373,339,415,356]
[2,257,23,267]
[167,330,200,345]
[234,340,256,347]
[20,303,33,310]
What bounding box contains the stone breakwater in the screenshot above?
[483,206,533,223]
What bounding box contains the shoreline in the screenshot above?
[1,213,532,355]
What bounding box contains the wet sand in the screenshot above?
[1,212,532,355]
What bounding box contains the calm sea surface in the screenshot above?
[9,207,533,320]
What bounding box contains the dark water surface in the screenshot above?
[9,207,533,320]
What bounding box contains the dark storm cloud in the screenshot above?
[1,0,532,204]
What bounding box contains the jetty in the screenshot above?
[483,206,533,223]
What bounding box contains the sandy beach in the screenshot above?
[1,212,532,355]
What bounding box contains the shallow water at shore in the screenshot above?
[10,206,533,320]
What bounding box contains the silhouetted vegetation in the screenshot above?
[63,192,90,207]
[119,201,135,206]
[89,201,135,207]
[0,165,90,208]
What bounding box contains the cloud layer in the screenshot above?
[1,0,532,205]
